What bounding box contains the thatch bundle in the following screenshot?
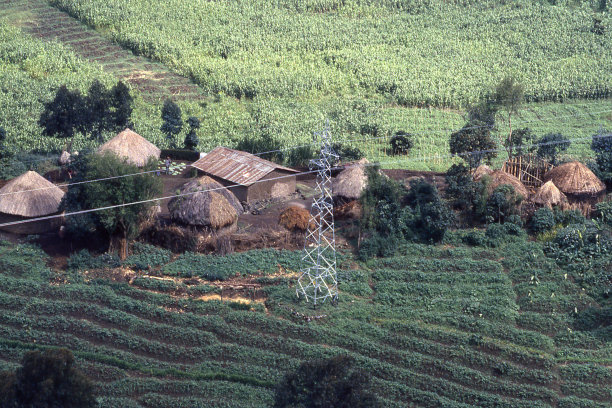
[279,206,312,231]
[168,177,241,229]
[542,161,606,196]
[0,171,64,217]
[333,158,369,200]
[485,170,529,199]
[473,164,493,181]
[97,128,161,167]
[59,150,71,165]
[532,181,568,209]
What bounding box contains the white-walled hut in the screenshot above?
[0,171,65,234]
[191,147,299,203]
[97,128,161,167]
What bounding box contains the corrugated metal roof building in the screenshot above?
[191,147,299,202]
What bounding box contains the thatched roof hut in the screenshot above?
[97,128,161,167]
[0,171,65,234]
[485,170,529,199]
[532,181,568,209]
[473,164,493,181]
[333,158,369,201]
[168,176,241,229]
[542,162,606,197]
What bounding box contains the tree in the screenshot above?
[39,85,86,142]
[503,127,534,158]
[536,133,571,165]
[184,116,200,151]
[486,184,523,224]
[404,178,454,243]
[494,76,524,158]
[0,126,7,159]
[591,127,612,185]
[160,99,183,148]
[0,348,97,408]
[390,131,414,155]
[274,355,380,408]
[450,121,497,169]
[84,80,112,143]
[61,152,162,259]
[109,81,133,131]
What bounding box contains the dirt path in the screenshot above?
[0,0,206,103]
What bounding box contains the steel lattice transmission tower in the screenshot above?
[297,123,339,306]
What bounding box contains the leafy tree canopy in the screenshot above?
[184,116,200,151]
[390,131,414,156]
[274,355,380,408]
[38,85,86,140]
[160,99,183,148]
[0,348,97,408]
[536,132,570,165]
[591,128,612,184]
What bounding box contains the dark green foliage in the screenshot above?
[592,17,605,35]
[0,157,27,180]
[591,128,612,185]
[332,143,363,162]
[160,99,183,148]
[61,152,162,258]
[553,208,587,226]
[159,148,201,162]
[444,163,482,215]
[544,221,612,263]
[404,178,454,243]
[594,200,612,226]
[0,126,7,159]
[236,132,283,163]
[123,242,172,271]
[67,249,121,272]
[536,133,571,165]
[360,167,407,237]
[274,355,379,408]
[504,127,534,158]
[494,77,524,158]
[184,116,200,151]
[109,81,133,131]
[530,208,556,235]
[486,185,523,223]
[0,243,51,281]
[390,131,414,155]
[358,235,400,261]
[84,80,111,143]
[286,145,315,167]
[0,348,97,408]
[450,101,498,168]
[38,85,85,140]
[573,307,611,332]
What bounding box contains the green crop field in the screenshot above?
[0,232,609,407]
[0,0,611,171]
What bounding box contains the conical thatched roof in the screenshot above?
[168,177,241,229]
[485,170,529,199]
[333,158,369,200]
[97,128,161,167]
[532,181,567,208]
[0,171,64,217]
[473,164,493,181]
[542,161,606,195]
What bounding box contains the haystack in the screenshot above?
[473,164,493,181]
[333,158,369,201]
[485,170,529,199]
[542,162,606,197]
[279,206,312,231]
[97,128,161,167]
[0,171,65,234]
[168,177,241,230]
[532,181,568,209]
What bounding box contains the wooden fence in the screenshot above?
[501,154,553,189]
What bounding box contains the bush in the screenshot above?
[591,128,612,185]
[332,143,363,162]
[123,242,172,271]
[554,208,587,226]
[486,185,522,223]
[530,208,556,235]
[358,235,400,260]
[285,145,315,167]
[160,149,200,162]
[404,178,453,243]
[545,222,612,263]
[594,200,612,226]
[389,132,413,155]
[445,163,479,212]
[67,249,121,272]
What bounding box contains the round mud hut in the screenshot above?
[485,170,529,200]
[97,128,161,167]
[542,162,606,204]
[0,171,65,234]
[532,180,568,209]
[332,158,369,202]
[168,176,242,231]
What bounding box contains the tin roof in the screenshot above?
[191,147,298,186]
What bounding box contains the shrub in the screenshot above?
[160,149,200,162]
[554,208,587,226]
[594,200,612,226]
[404,178,453,243]
[123,242,172,271]
[591,127,612,185]
[486,184,522,223]
[445,163,479,212]
[530,208,556,235]
[285,145,315,167]
[389,131,413,155]
[358,235,400,260]
[536,133,570,165]
[332,143,363,162]
[67,249,121,271]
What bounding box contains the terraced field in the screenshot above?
[0,0,205,103]
[0,238,609,407]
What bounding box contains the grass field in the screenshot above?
[0,235,609,407]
